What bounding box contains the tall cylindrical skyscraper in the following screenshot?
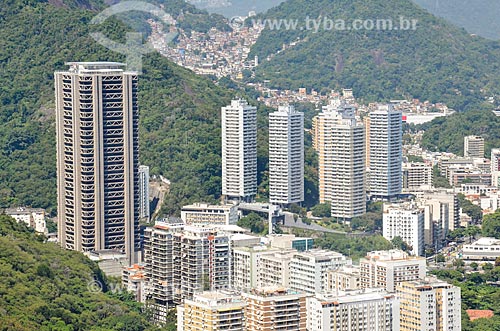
[55,62,140,263]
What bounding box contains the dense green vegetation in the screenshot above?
[249,0,500,110]
[458,193,483,222]
[391,236,413,253]
[311,203,331,218]
[447,226,481,243]
[421,109,500,155]
[237,212,267,234]
[432,165,452,189]
[0,214,161,330]
[412,0,500,40]
[482,209,500,239]
[350,201,383,232]
[313,232,392,261]
[432,266,500,331]
[0,0,265,216]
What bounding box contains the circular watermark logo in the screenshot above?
[230,16,245,29]
[89,1,178,73]
[87,279,104,293]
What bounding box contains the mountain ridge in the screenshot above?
[248,0,500,110]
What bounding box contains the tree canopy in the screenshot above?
[0,215,160,330]
[482,210,500,239]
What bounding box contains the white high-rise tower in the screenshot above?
[491,148,500,187]
[222,99,257,201]
[55,62,140,263]
[369,105,402,200]
[269,105,304,205]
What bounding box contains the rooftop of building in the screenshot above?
[363,249,426,262]
[152,220,185,231]
[402,162,432,168]
[62,62,133,74]
[229,233,261,241]
[226,98,255,109]
[86,249,127,261]
[181,202,237,210]
[317,288,394,305]
[466,309,494,321]
[398,276,455,290]
[233,244,278,253]
[267,234,313,241]
[5,207,45,215]
[212,224,249,234]
[293,249,346,261]
[272,104,302,115]
[246,286,304,298]
[465,135,484,140]
[327,265,360,275]
[176,225,230,239]
[465,237,500,247]
[188,291,245,309]
[124,264,145,272]
[383,202,424,213]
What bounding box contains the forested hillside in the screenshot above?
[0,0,262,215]
[249,0,500,110]
[0,215,159,330]
[420,109,500,156]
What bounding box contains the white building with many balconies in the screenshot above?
[269,105,304,205]
[222,99,257,201]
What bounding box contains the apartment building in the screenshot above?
[306,289,400,331]
[415,190,460,249]
[383,203,425,256]
[289,249,350,295]
[181,203,238,225]
[397,277,461,331]
[143,222,232,322]
[269,105,304,205]
[364,115,371,169]
[402,162,432,190]
[324,265,361,293]
[178,291,245,331]
[490,148,500,187]
[242,287,307,331]
[5,207,46,233]
[359,250,426,292]
[462,237,500,261]
[122,264,145,303]
[369,105,403,200]
[143,221,184,322]
[173,226,231,303]
[222,99,257,201]
[311,100,366,218]
[464,135,484,158]
[55,62,140,263]
[268,234,314,251]
[258,250,297,288]
[232,245,280,291]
